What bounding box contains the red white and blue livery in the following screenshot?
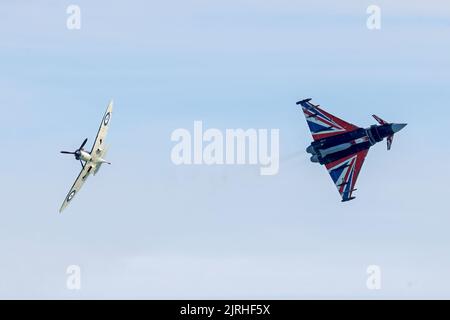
[297,98,407,202]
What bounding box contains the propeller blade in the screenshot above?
[79,138,88,150]
[60,151,75,154]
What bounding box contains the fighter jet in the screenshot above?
[297,98,406,202]
[59,100,113,213]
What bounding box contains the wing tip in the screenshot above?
[296,98,312,105]
[341,196,356,202]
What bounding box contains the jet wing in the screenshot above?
[325,149,368,202]
[297,99,359,141]
[90,100,113,160]
[59,163,95,213]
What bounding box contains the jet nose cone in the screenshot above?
[391,123,407,133]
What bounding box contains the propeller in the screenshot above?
[60,138,88,158]
[79,138,88,150]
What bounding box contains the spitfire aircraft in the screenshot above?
[59,101,113,213]
[297,98,406,202]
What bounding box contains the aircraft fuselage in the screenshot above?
[75,149,109,165]
[76,150,92,162]
[307,123,402,165]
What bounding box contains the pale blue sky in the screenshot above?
[0,0,449,298]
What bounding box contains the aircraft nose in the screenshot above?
[391,123,407,133]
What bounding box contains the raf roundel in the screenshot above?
[103,112,111,126]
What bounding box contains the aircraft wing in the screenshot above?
[325,149,368,202]
[297,99,359,141]
[90,100,113,160]
[59,162,95,213]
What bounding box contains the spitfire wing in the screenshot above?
[325,149,369,202]
[59,163,95,213]
[90,100,113,160]
[297,99,359,141]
